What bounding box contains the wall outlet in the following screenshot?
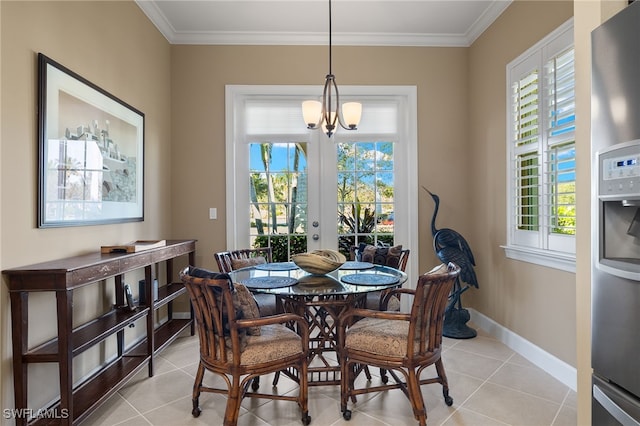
[209,207,217,220]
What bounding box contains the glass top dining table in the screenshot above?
[227,261,408,386]
[226,261,408,296]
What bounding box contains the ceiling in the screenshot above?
[136,0,512,47]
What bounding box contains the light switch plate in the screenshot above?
[209,208,217,220]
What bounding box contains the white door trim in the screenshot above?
[225,85,418,298]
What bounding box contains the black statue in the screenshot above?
[424,187,478,339]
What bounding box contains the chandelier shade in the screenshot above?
[302,0,361,138]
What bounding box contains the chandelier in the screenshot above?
[302,0,362,138]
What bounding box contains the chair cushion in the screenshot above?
[230,256,266,270]
[345,317,416,357]
[225,324,302,365]
[186,266,254,343]
[234,284,261,335]
[189,266,230,281]
[358,244,403,269]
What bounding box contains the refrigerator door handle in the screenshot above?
[594,384,640,426]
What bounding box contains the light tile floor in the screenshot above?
[83,325,577,425]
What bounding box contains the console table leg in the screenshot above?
[9,291,28,426]
[56,289,73,425]
[145,266,155,377]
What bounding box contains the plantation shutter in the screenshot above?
[512,67,541,236]
[545,48,576,245]
[505,19,575,269]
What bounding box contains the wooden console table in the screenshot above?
[2,239,196,425]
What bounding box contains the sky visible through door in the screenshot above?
[249,141,395,262]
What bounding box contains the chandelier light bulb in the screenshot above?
[302,100,323,128]
[301,0,361,138]
[341,102,362,129]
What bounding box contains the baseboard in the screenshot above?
[468,308,577,391]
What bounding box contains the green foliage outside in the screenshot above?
[254,234,307,262]
[251,141,396,259]
[337,203,394,258]
[553,182,576,235]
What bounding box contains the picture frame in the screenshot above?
[37,53,144,228]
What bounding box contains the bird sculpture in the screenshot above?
[424,187,478,338]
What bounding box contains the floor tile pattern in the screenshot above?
[83,325,577,425]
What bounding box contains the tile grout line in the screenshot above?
[549,387,573,426]
[438,351,517,426]
[109,393,153,426]
[99,333,573,426]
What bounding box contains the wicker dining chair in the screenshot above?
[180,266,311,426]
[338,262,461,426]
[215,247,288,387]
[214,247,279,316]
[348,243,412,382]
[214,247,273,274]
[349,244,410,310]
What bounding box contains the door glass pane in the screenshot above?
[249,142,308,261]
[337,141,395,258]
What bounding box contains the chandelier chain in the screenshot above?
[329,0,332,76]
[301,0,361,137]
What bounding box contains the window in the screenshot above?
[505,19,576,272]
[226,86,418,282]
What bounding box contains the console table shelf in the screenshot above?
[3,239,196,426]
[25,307,150,361]
[155,282,187,307]
[33,346,150,426]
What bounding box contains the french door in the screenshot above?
[226,86,418,281]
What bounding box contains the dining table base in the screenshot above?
[279,292,367,386]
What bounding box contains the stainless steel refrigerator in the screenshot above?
[592,2,640,424]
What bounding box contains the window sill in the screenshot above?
[502,245,576,273]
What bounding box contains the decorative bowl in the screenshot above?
[291,250,346,275]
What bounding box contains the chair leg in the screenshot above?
[223,375,242,426]
[363,365,372,380]
[340,358,352,420]
[272,371,281,386]
[298,361,311,425]
[191,362,205,417]
[406,369,427,426]
[380,367,389,383]
[252,376,260,391]
[435,358,453,406]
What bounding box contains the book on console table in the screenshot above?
[101,240,167,254]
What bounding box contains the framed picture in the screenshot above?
[37,53,144,228]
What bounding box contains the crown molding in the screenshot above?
[136,0,512,47]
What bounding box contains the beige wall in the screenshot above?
[468,0,576,364]
[170,44,470,273]
[1,0,625,423]
[0,0,171,417]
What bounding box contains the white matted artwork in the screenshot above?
[38,53,144,227]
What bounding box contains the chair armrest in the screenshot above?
[384,288,415,298]
[379,287,416,310]
[339,307,410,326]
[237,312,308,331]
